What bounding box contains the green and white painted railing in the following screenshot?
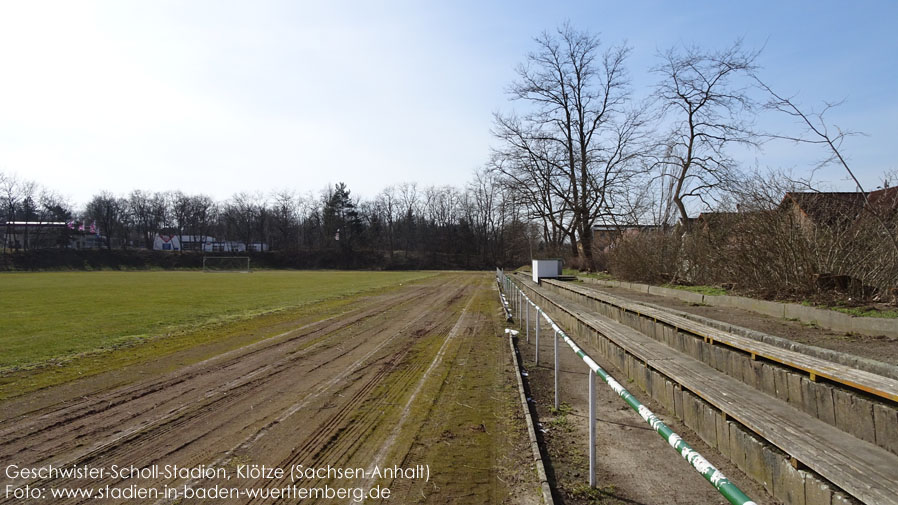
[495,274,513,321]
[498,270,756,505]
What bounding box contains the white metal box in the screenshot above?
[532,259,562,283]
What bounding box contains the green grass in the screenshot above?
[581,271,614,280]
[0,270,434,373]
[832,306,898,318]
[661,283,728,296]
[802,303,898,319]
[561,268,614,280]
[548,402,574,431]
[571,483,619,504]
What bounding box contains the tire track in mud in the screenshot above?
[224,283,474,504]
[360,294,476,489]
[2,283,429,424]
[282,289,478,501]
[0,284,430,459]
[0,286,421,480]
[0,284,424,448]
[19,309,437,501]
[153,281,472,505]
[0,276,476,505]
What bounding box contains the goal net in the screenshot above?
[203,256,251,273]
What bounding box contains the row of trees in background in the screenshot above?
[0,170,538,269]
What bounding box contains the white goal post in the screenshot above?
[202,256,251,273]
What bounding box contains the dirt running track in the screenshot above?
[0,273,542,504]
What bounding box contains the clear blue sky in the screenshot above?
[0,0,895,205]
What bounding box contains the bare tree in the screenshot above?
[374,186,400,259]
[0,173,33,251]
[653,40,761,226]
[185,194,216,251]
[495,23,644,269]
[270,190,299,251]
[298,191,323,249]
[466,169,503,263]
[755,81,898,256]
[31,188,72,249]
[169,191,193,252]
[0,176,72,250]
[85,191,127,249]
[223,192,262,249]
[127,190,151,248]
[397,182,420,258]
[490,117,575,253]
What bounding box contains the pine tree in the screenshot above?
[323,182,361,250]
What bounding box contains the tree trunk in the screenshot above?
[579,223,596,271]
[568,230,579,258]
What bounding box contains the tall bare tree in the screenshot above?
[374,186,400,259]
[270,190,299,251]
[490,117,574,254]
[0,173,34,251]
[653,41,760,226]
[85,191,127,249]
[170,191,193,252]
[495,23,643,269]
[223,192,263,249]
[185,194,217,251]
[397,182,420,258]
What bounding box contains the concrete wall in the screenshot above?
[637,299,898,381]
[540,278,898,459]
[580,277,898,340]
[516,278,861,505]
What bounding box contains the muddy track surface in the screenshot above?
[0,273,541,504]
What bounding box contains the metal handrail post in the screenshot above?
[526,301,530,343]
[589,369,596,487]
[508,275,756,505]
[554,330,560,410]
[535,308,540,365]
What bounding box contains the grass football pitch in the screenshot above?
[1,270,433,380]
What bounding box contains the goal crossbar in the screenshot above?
[202,256,251,273]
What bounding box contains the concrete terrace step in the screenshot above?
[516,275,898,505]
[545,278,898,404]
